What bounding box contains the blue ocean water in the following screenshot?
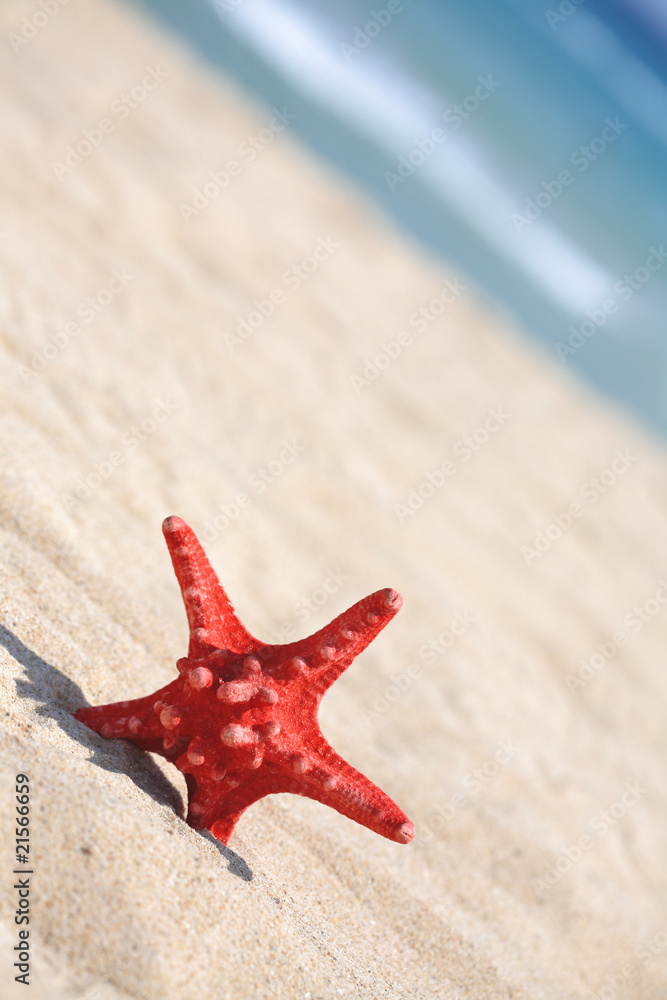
[133,0,667,436]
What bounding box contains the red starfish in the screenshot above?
[74,516,415,846]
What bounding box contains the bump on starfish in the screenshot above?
[74,516,415,847]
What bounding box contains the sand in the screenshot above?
[1,0,666,997]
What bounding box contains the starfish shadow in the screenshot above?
[199,831,254,881]
[2,623,184,815]
[2,625,255,880]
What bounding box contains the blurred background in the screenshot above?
[135,0,667,436]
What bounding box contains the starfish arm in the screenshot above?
[162,516,259,657]
[283,588,403,696]
[186,772,280,844]
[74,680,185,757]
[290,734,415,844]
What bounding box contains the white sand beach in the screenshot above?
[1,1,666,997]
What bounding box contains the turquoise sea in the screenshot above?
[134,0,667,436]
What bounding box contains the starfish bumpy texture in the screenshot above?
[75,516,415,846]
